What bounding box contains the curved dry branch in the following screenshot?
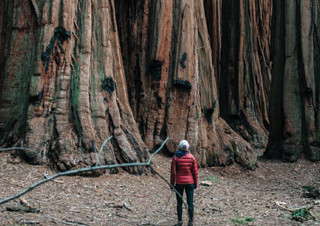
[0,137,170,205]
[95,136,113,166]
[150,165,189,209]
[147,138,169,164]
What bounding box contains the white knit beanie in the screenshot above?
[179,140,189,150]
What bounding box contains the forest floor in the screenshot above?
[0,152,320,226]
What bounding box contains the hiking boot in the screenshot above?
[175,221,183,226]
[188,221,193,226]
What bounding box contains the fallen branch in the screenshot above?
[0,137,170,205]
[95,136,113,166]
[150,165,189,210]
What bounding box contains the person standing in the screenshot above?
[170,140,198,226]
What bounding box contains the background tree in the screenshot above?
[204,0,272,154]
[265,0,320,161]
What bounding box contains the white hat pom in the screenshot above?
[179,140,189,150]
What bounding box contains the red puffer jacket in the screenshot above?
[170,152,198,188]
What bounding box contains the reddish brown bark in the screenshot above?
[266,0,320,161]
[116,0,257,168]
[0,0,148,173]
[204,0,272,154]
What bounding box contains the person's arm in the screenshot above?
[170,157,176,187]
[192,157,198,189]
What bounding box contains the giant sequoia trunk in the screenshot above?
[115,0,257,168]
[0,0,149,173]
[204,0,272,154]
[265,0,320,161]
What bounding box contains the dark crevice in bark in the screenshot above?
[314,27,320,140]
[41,27,71,71]
[220,0,240,118]
[203,0,221,86]
[203,0,213,44]
[296,1,309,161]
[264,0,285,159]
[70,63,82,139]
[169,1,180,87]
[114,0,146,120]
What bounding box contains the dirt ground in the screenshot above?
[0,151,320,226]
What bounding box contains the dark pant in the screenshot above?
[175,184,194,222]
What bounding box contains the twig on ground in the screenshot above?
[18,220,40,225]
[25,170,33,181]
[66,219,91,226]
[123,202,133,211]
[69,209,81,213]
[166,192,174,206]
[43,172,64,184]
[46,214,89,226]
[19,197,31,208]
[16,217,24,223]
[156,217,171,225]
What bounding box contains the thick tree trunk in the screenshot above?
[116,0,257,168]
[0,0,149,173]
[266,0,320,161]
[204,0,272,154]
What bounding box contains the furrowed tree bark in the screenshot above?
[204,0,272,154]
[266,0,320,161]
[116,0,257,169]
[0,0,149,173]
